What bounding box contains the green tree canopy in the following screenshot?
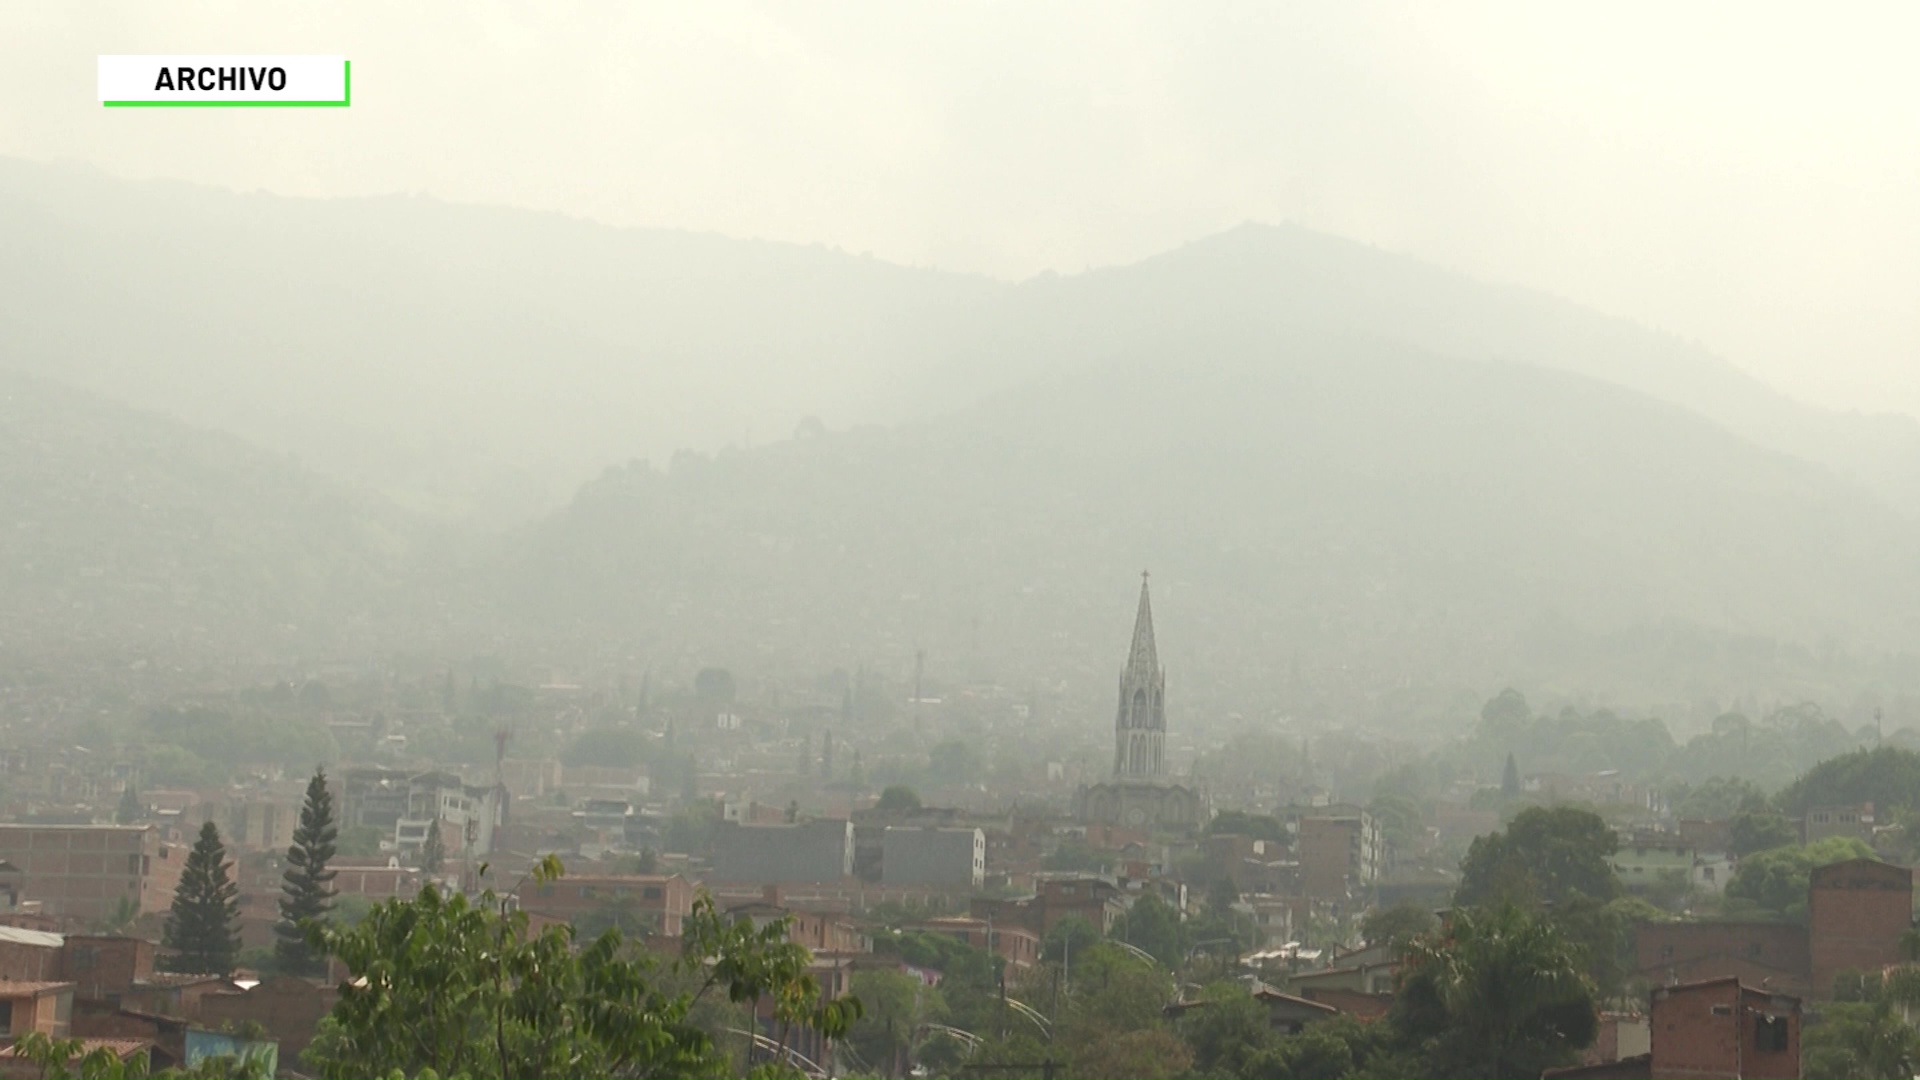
[1455,805,1620,910]
[1725,837,1877,919]
[1041,915,1102,965]
[1392,904,1598,1078]
[305,860,859,1079]
[1729,811,1798,857]
[1778,746,1920,817]
[1111,892,1186,968]
[1207,810,1287,843]
[1361,903,1439,951]
[876,785,922,814]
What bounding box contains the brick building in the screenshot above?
[1635,858,1913,1000]
[198,976,337,1065]
[916,916,1042,970]
[1547,977,1801,1079]
[724,892,871,956]
[971,874,1128,937]
[1294,809,1382,903]
[56,936,154,1002]
[1809,858,1911,993]
[518,874,696,938]
[0,980,73,1039]
[1634,921,1811,998]
[0,826,185,923]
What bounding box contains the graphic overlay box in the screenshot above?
[99,56,349,107]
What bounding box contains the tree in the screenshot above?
[336,824,384,857]
[1726,837,1877,918]
[274,767,339,976]
[1042,915,1102,965]
[1479,689,1532,741]
[1778,746,1920,818]
[1207,810,1287,843]
[1361,903,1438,952]
[1111,892,1186,968]
[927,740,983,787]
[845,968,940,1076]
[419,819,446,876]
[165,821,240,975]
[1801,998,1920,1079]
[1455,805,1619,910]
[1730,811,1799,857]
[693,667,737,706]
[876,785,922,814]
[116,781,143,825]
[1392,904,1598,1078]
[13,1022,270,1076]
[1501,752,1521,798]
[305,859,860,1079]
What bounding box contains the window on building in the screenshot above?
[71,947,96,971]
[643,887,663,900]
[1749,941,1763,958]
[1661,944,1674,959]
[1712,1004,1733,1016]
[0,1000,13,1037]
[1755,1015,1790,1052]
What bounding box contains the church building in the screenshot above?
[1074,574,1206,830]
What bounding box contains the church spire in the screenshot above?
[1126,570,1159,682]
[1114,571,1167,780]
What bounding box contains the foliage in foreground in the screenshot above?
[299,856,860,1079]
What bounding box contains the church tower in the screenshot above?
[1114,572,1166,779]
[1074,572,1204,832]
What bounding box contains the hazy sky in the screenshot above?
[4,2,1916,417]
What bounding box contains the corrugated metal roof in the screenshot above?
[0,925,63,948]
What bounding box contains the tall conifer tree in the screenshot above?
[164,821,240,975]
[275,767,339,975]
[419,818,446,877]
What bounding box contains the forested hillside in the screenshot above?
[493,328,1920,721]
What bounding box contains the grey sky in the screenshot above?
[4,1,1915,418]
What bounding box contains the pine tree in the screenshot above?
[115,782,142,825]
[275,767,339,975]
[419,818,446,876]
[165,821,240,975]
[1502,752,1522,798]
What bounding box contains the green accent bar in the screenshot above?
[104,59,350,108]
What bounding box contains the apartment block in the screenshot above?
[0,826,184,923]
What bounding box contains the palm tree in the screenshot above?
[1394,904,1598,1078]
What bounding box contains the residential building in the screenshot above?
[1296,809,1383,903]
[1632,857,1913,1000]
[709,820,853,885]
[0,826,185,923]
[518,874,696,938]
[1804,803,1875,846]
[1809,858,1911,994]
[0,980,72,1039]
[881,827,985,888]
[1546,977,1801,1080]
